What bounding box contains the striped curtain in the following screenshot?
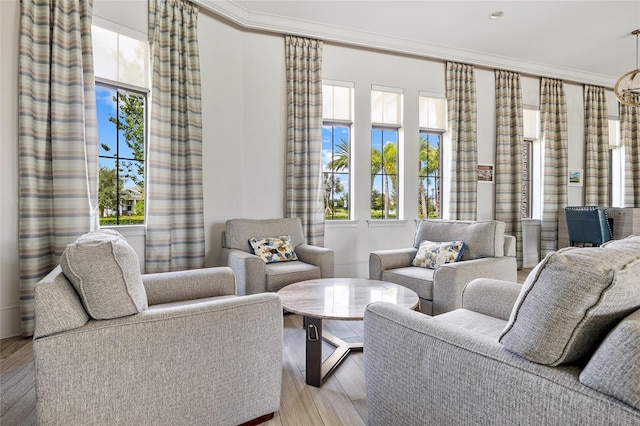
[18,0,98,336]
[540,78,568,256]
[620,96,640,207]
[146,0,204,273]
[494,70,523,268]
[284,35,325,246]
[446,62,477,220]
[583,85,609,206]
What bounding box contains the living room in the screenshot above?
[2,0,640,424]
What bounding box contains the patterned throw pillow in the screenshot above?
[411,240,466,269]
[249,235,299,263]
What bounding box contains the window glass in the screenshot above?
[371,127,398,219]
[418,132,441,218]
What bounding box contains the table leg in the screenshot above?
[305,316,323,387]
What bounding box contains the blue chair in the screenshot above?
[565,206,612,246]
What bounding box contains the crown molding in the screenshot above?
[195,0,616,89]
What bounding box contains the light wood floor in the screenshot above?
[1,269,532,426]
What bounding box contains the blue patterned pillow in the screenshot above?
[411,240,466,269]
[249,235,299,263]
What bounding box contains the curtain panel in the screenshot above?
[540,78,568,257]
[446,62,478,220]
[284,35,325,246]
[146,0,205,273]
[583,85,609,206]
[620,96,640,207]
[18,0,98,336]
[494,70,524,268]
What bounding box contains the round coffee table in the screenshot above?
[277,278,419,387]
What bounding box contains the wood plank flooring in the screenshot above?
[1,269,531,426]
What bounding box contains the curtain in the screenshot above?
[18,0,98,336]
[620,96,640,207]
[583,85,609,206]
[146,0,204,273]
[284,35,325,246]
[494,70,523,268]
[446,62,477,220]
[540,78,568,257]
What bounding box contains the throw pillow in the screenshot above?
[499,245,640,366]
[249,235,298,263]
[60,229,148,320]
[411,240,465,269]
[579,310,640,411]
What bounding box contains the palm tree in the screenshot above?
[418,134,440,218]
[327,139,349,171]
[371,142,398,218]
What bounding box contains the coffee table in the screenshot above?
[277,278,419,387]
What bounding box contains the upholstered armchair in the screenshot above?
[33,230,283,426]
[222,218,334,295]
[364,236,640,425]
[369,219,517,315]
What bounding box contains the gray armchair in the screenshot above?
[364,237,640,425]
[370,219,517,315]
[33,230,283,426]
[222,218,334,295]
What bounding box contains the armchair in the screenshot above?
[33,230,283,426]
[565,205,612,246]
[222,218,334,295]
[364,237,640,425]
[369,219,517,315]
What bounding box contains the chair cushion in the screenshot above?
[249,236,298,263]
[60,229,148,320]
[225,218,305,253]
[499,244,640,366]
[579,309,640,411]
[264,261,320,292]
[411,240,465,269]
[382,268,434,300]
[413,220,505,260]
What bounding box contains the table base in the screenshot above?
[304,316,363,387]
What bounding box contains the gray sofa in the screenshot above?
[33,230,283,426]
[364,236,640,425]
[370,219,517,315]
[222,218,334,295]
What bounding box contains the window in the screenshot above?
[371,87,402,219]
[523,108,540,219]
[609,119,622,207]
[322,83,353,220]
[418,95,446,218]
[93,25,149,226]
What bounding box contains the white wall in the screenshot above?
[0,2,620,337]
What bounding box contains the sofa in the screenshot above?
[364,236,640,425]
[369,219,517,315]
[33,230,283,426]
[222,217,334,295]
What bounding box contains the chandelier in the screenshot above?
[615,29,640,107]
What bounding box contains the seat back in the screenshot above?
[565,206,612,246]
[224,218,306,253]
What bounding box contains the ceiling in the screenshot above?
[199,0,640,87]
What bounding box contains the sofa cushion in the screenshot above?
[249,236,298,263]
[412,240,465,269]
[579,310,640,411]
[60,229,148,320]
[499,244,640,366]
[413,220,505,260]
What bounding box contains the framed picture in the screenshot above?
[478,164,494,183]
[568,169,583,186]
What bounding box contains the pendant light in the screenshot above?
[615,29,640,107]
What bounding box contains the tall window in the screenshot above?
[371,87,402,219]
[418,95,446,218]
[523,108,540,218]
[609,119,622,207]
[322,83,353,220]
[93,25,149,225]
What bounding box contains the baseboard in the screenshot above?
[1,305,21,339]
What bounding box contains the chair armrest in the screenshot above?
[222,248,266,295]
[295,244,334,278]
[369,248,418,280]
[142,267,236,305]
[462,278,522,321]
[432,256,517,315]
[504,235,516,257]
